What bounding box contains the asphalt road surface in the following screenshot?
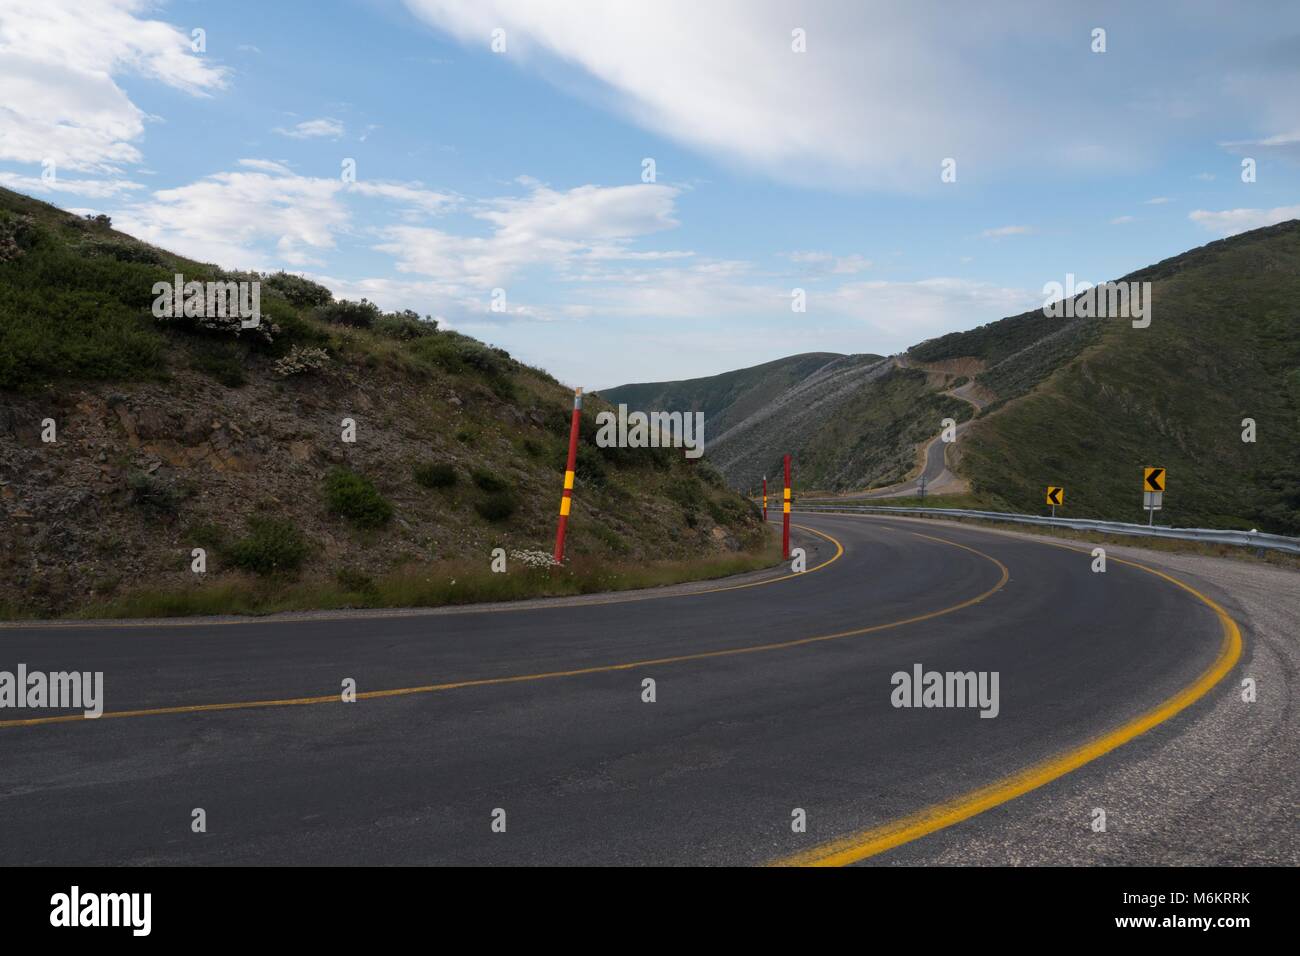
[0,513,1253,866]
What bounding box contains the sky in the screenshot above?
[1,0,1298,389]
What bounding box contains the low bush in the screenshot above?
[475,491,517,522]
[225,518,309,575]
[413,462,457,488]
[375,310,438,340]
[314,298,380,329]
[471,468,509,493]
[324,468,394,528]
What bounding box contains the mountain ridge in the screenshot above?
[603,221,1300,532]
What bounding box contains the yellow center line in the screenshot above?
[0,528,1003,730]
[768,514,1244,867]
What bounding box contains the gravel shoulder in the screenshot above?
[867,515,1299,865]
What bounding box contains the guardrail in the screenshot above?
[794,503,1300,555]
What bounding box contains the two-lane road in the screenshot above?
[0,514,1239,865]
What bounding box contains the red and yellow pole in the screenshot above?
[782,454,791,559]
[553,387,582,564]
[762,475,768,522]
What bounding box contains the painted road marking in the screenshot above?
[0,529,1003,730]
[769,514,1242,867]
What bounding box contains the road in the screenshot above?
[0,513,1259,866]
[849,359,987,499]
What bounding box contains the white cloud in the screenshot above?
[1189,204,1300,237]
[403,0,1300,190]
[785,250,872,274]
[110,164,454,269]
[351,181,456,215]
[1109,215,1136,225]
[274,118,346,140]
[980,225,1033,238]
[0,0,226,171]
[0,170,143,197]
[1144,196,1173,205]
[374,182,682,286]
[1219,130,1300,160]
[402,0,1108,189]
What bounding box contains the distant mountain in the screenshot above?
[602,351,971,493]
[598,352,854,440]
[603,221,1300,534]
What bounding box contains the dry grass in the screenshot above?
[67,535,783,620]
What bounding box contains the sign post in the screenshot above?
[1143,467,1166,526]
[1045,486,1063,518]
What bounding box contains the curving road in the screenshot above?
[840,361,988,500]
[0,514,1249,866]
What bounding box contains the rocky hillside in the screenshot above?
[0,187,764,618]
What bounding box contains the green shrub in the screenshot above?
[474,491,517,522]
[78,237,166,266]
[262,272,333,309]
[666,478,704,510]
[314,298,380,328]
[225,518,309,575]
[188,339,247,387]
[574,444,607,487]
[335,567,378,595]
[409,332,511,378]
[127,471,184,517]
[413,462,457,488]
[471,468,509,493]
[183,521,226,548]
[375,310,437,340]
[324,468,393,528]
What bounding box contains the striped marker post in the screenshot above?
[782,454,792,559]
[762,475,768,521]
[552,387,582,564]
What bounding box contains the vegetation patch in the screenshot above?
[324,468,394,528]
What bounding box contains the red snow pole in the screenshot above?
[553,387,582,564]
[762,475,768,522]
[782,454,791,559]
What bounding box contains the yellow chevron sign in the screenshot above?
[1045,486,1064,506]
[1144,467,1166,491]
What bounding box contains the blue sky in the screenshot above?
[2,0,1298,388]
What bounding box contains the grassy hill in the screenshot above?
[604,351,968,493]
[953,221,1300,533]
[598,352,855,440]
[602,222,1298,534]
[0,187,768,618]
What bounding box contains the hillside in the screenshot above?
[953,220,1300,533]
[603,222,1299,534]
[603,351,970,493]
[598,352,858,440]
[0,187,766,618]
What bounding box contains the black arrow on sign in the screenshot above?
[1047,487,1062,504]
[1145,468,1165,491]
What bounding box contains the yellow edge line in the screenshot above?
[0,529,1000,730]
[768,515,1244,867]
[6,524,843,631]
